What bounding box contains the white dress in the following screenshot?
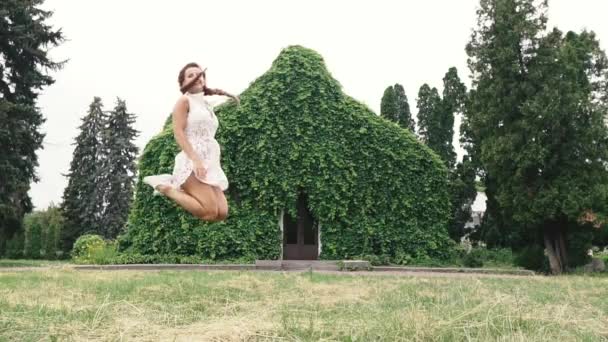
[145,92,229,192]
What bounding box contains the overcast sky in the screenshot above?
[30,0,608,209]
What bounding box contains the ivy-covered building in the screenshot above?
[119,46,452,262]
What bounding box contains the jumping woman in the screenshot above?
[143,63,238,221]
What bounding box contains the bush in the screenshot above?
[4,233,24,259]
[72,234,104,258]
[359,254,391,266]
[592,225,608,248]
[357,247,517,269]
[72,234,118,264]
[82,253,253,265]
[596,248,608,265]
[567,230,593,268]
[515,245,548,272]
[480,248,516,267]
[463,249,485,268]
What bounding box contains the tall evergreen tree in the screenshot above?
[463,0,548,253]
[442,68,467,115]
[99,99,139,238]
[416,84,443,150]
[381,84,415,133]
[440,68,466,169]
[380,86,398,123]
[464,0,608,273]
[447,156,477,241]
[417,70,463,169]
[60,97,106,251]
[417,68,475,241]
[0,0,65,255]
[441,68,476,242]
[394,84,416,132]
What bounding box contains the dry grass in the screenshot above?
[0,268,607,341]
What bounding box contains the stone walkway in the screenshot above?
[0,263,535,277]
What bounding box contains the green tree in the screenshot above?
[45,203,64,258]
[22,202,64,259]
[61,97,106,251]
[447,156,477,241]
[464,0,608,273]
[416,84,443,150]
[100,99,139,238]
[417,67,474,241]
[0,0,65,255]
[440,67,466,169]
[380,86,398,123]
[381,84,415,133]
[442,68,476,242]
[394,84,415,132]
[23,212,43,259]
[417,69,462,169]
[463,0,549,254]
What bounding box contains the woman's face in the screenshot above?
[182,66,206,93]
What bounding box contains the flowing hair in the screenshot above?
[178,62,227,96]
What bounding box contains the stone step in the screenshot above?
[256,260,338,270]
[71,262,533,276]
[73,264,257,271]
[255,260,371,271]
[372,266,535,276]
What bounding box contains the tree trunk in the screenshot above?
[544,233,562,274]
[557,231,568,268]
[543,224,568,275]
[0,235,5,257]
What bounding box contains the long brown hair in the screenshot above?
[178,62,226,96]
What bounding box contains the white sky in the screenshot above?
[30,0,608,209]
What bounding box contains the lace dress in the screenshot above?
[147,92,229,191]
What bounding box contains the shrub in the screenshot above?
[72,234,118,264]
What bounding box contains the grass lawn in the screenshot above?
[0,268,606,341]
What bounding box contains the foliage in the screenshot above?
[71,234,118,264]
[61,98,106,251]
[62,97,139,250]
[415,67,475,241]
[99,98,139,238]
[121,46,452,261]
[0,0,65,255]
[464,0,608,273]
[463,248,485,268]
[71,234,106,259]
[380,84,415,132]
[22,203,64,259]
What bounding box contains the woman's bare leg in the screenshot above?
[181,175,221,221]
[214,188,229,221]
[156,184,207,219]
[155,174,226,222]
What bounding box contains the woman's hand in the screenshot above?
[229,93,240,105]
[192,158,207,179]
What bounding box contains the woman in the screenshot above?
[143,62,239,221]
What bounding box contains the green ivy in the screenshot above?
[120,46,452,261]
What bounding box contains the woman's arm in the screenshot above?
[205,86,240,104]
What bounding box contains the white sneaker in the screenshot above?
[143,175,172,195]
